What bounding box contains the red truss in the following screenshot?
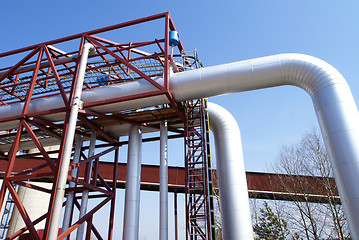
[0,12,186,240]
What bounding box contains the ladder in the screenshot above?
[0,187,16,238]
[203,99,216,240]
[185,98,215,240]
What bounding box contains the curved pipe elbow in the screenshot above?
[208,102,254,240]
[170,53,352,100]
[2,50,359,237]
[171,54,359,238]
[83,43,96,54]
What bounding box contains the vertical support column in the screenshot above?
[47,43,94,240]
[62,135,83,235]
[160,120,168,240]
[123,125,142,240]
[76,132,96,240]
[174,190,178,240]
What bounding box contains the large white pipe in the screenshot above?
[171,54,359,238]
[208,102,253,239]
[159,120,168,240]
[2,53,359,237]
[123,125,143,240]
[46,43,95,240]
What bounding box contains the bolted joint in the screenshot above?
[72,97,83,109]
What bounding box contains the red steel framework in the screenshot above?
[185,98,215,240]
[0,12,344,240]
[0,159,341,202]
[0,12,191,239]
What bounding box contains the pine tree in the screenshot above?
[253,202,289,240]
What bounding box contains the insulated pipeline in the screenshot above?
[123,125,143,240]
[159,120,168,240]
[2,53,359,238]
[208,102,253,239]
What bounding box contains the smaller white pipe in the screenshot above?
[47,43,95,240]
[159,120,168,240]
[208,102,253,240]
[76,132,96,240]
[123,125,143,240]
[62,135,83,233]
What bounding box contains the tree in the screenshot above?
[271,131,350,239]
[253,201,289,240]
[213,189,223,240]
[215,130,350,239]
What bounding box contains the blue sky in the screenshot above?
[1,0,359,239]
[1,1,359,170]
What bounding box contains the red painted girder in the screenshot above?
[0,158,339,201]
[0,12,170,58]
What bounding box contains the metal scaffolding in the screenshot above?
[0,12,191,239]
[185,98,215,240]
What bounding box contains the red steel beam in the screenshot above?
[0,12,170,58]
[0,158,340,203]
